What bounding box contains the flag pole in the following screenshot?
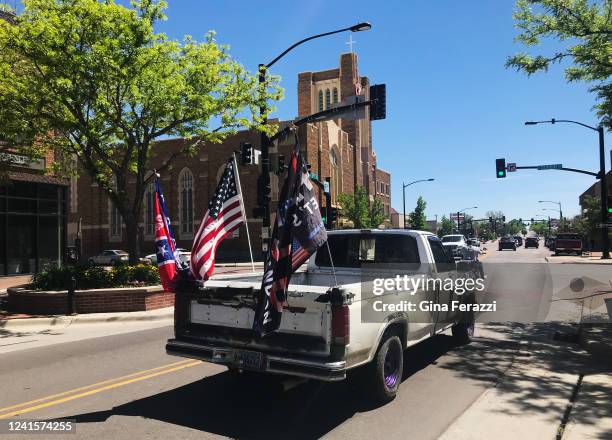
[232,153,256,272]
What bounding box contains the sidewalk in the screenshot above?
[545,251,612,265]
[440,323,612,440]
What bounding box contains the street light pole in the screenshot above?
[457,206,477,234]
[538,200,562,228]
[525,119,609,258]
[258,22,371,252]
[402,178,435,229]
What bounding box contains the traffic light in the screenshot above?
[531,218,534,224]
[329,207,338,224]
[369,84,386,120]
[607,195,612,221]
[278,154,285,173]
[502,216,506,222]
[240,142,253,165]
[489,216,493,224]
[496,158,506,178]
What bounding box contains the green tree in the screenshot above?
[408,196,427,230]
[0,0,281,262]
[575,195,602,241]
[507,0,612,129]
[338,186,384,228]
[437,215,454,237]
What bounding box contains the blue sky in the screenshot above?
[85,1,612,220]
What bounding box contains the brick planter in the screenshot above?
[6,285,173,315]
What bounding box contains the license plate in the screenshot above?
[234,350,264,370]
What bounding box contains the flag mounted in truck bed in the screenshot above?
[253,138,327,337]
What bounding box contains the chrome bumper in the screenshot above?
[166,338,346,382]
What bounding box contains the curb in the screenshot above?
[0,307,174,329]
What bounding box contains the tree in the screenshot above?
[437,215,454,237]
[575,195,602,242]
[0,0,281,262]
[338,186,384,228]
[408,196,427,230]
[506,0,612,129]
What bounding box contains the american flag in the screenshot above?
[190,159,245,281]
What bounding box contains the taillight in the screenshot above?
[331,304,350,345]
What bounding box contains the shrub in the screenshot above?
[31,264,160,290]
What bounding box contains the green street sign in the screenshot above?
[537,164,562,170]
[309,172,319,181]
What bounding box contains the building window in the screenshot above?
[332,87,338,104]
[110,202,122,237]
[144,181,155,236]
[325,89,331,109]
[318,90,324,111]
[179,168,194,234]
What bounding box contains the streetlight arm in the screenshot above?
[403,178,434,188]
[525,119,598,132]
[265,24,366,68]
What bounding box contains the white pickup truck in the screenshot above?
[166,229,478,402]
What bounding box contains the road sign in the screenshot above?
[323,181,330,194]
[537,164,562,170]
[309,172,319,181]
[507,163,517,172]
[450,214,465,221]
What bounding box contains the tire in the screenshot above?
[368,335,403,403]
[88,259,95,267]
[554,251,559,256]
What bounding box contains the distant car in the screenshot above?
[499,236,517,251]
[441,234,468,258]
[525,237,539,249]
[141,248,191,266]
[468,237,481,247]
[513,235,523,247]
[554,233,583,256]
[89,250,129,266]
[546,237,556,250]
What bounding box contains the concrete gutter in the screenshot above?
[0,306,174,329]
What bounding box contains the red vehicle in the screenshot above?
[554,233,583,256]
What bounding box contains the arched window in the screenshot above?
[330,148,340,202]
[318,90,324,111]
[110,203,122,237]
[144,181,155,235]
[179,168,194,234]
[325,89,331,109]
[332,87,338,104]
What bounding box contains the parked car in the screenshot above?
[141,248,191,265]
[468,237,481,247]
[167,229,479,404]
[513,235,523,247]
[554,233,583,256]
[525,237,539,249]
[441,234,468,259]
[88,250,129,266]
[498,236,517,251]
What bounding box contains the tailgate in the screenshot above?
[180,281,333,357]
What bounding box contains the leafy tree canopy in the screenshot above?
[0,0,281,261]
[408,196,427,230]
[338,186,384,229]
[507,0,612,129]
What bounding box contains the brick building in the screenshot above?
[70,52,391,261]
[0,10,69,276]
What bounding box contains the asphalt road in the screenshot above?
[0,241,592,440]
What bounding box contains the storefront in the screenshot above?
[0,179,67,275]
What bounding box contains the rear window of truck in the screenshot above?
[315,234,420,267]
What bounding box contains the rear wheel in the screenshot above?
[369,335,403,403]
[88,259,95,267]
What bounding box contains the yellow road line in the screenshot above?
[0,359,197,416]
[0,360,201,419]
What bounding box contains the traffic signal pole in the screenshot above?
[598,126,609,259]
